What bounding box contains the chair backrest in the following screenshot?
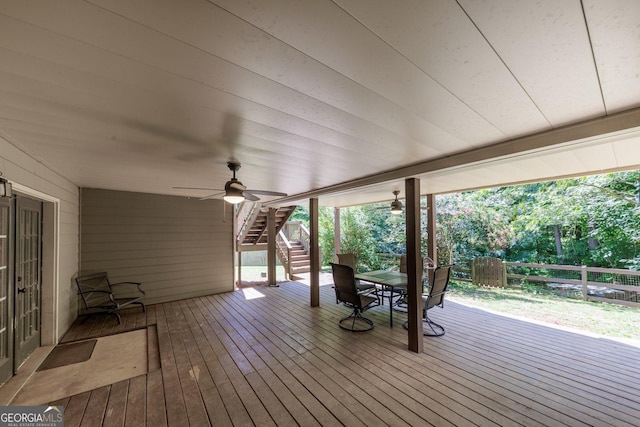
[331,263,361,307]
[75,272,113,309]
[425,265,452,310]
[336,253,357,271]
[399,255,427,274]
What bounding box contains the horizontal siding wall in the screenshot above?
[0,134,80,342]
[80,188,233,304]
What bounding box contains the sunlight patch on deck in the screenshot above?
[242,287,266,300]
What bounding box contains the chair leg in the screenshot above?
[338,309,374,332]
[423,315,445,337]
[401,313,445,337]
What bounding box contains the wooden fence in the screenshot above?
[453,257,640,308]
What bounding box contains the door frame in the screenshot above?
[11,183,59,348]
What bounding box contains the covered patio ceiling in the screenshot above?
[1,1,639,207]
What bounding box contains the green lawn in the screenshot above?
[448,280,640,342]
[238,265,287,282]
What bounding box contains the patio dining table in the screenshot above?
[354,270,408,327]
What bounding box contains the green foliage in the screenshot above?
[293,170,640,271]
[338,207,381,271]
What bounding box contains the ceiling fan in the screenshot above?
[174,161,287,204]
[373,190,429,215]
[387,190,404,215]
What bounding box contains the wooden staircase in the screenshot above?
[237,204,297,247]
[236,204,315,279]
[287,241,311,275]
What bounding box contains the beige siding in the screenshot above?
[0,134,80,342]
[80,189,233,304]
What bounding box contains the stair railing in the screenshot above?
[282,221,308,247]
[236,202,261,245]
[276,230,293,279]
[282,221,319,266]
[279,221,322,275]
[298,223,311,254]
[298,223,322,267]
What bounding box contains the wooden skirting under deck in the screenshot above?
[46,280,640,426]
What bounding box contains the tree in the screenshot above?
[295,170,640,270]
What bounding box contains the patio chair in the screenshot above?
[403,264,452,336]
[336,253,378,296]
[75,272,146,324]
[331,263,379,332]
[392,255,431,311]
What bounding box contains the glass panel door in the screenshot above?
[0,198,13,384]
[14,197,41,369]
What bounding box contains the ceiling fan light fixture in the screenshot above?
[389,190,403,215]
[223,187,245,204]
[390,200,403,215]
[222,162,246,203]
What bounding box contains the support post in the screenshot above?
[502,261,508,287]
[267,207,278,287]
[310,198,320,307]
[426,193,437,287]
[333,207,341,262]
[405,178,423,353]
[232,202,241,288]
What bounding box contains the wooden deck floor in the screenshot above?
[51,280,640,426]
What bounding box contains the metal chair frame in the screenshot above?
[75,272,146,324]
[332,263,379,332]
[403,265,452,337]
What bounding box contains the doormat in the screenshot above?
[11,328,149,406]
[37,339,97,371]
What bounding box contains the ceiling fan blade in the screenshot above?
[244,189,288,197]
[228,181,246,191]
[199,191,225,200]
[242,191,260,201]
[173,186,223,191]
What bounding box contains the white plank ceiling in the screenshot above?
[0,0,639,207]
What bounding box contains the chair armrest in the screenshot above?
[110,281,142,287]
[110,281,145,296]
[77,289,112,296]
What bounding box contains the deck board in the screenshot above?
[145,370,167,427]
[80,385,110,427]
[43,280,640,426]
[123,375,146,427]
[103,380,128,427]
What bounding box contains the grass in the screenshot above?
[447,280,640,342]
[238,266,639,343]
[238,265,287,282]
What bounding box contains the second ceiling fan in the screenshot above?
[374,190,430,215]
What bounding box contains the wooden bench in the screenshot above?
[75,272,146,324]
